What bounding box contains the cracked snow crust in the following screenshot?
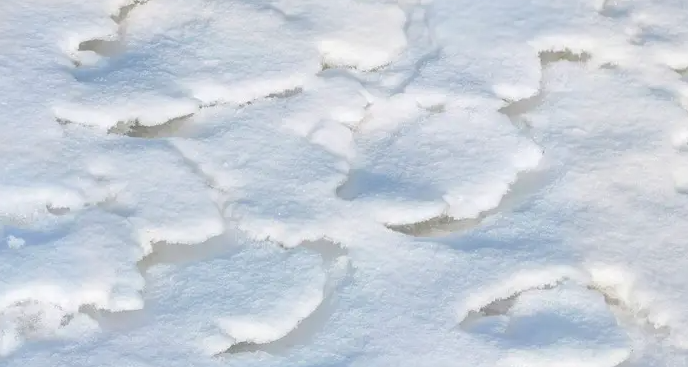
[1,0,688,366]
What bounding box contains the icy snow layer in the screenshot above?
[1,0,688,366]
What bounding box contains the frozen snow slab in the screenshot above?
[0,0,120,219]
[77,134,224,248]
[172,74,543,242]
[0,126,224,249]
[139,237,327,356]
[270,0,407,71]
[0,210,142,356]
[0,227,633,367]
[404,0,623,101]
[1,234,328,366]
[0,0,223,244]
[340,92,542,226]
[170,76,369,247]
[3,0,688,366]
[518,61,688,345]
[462,283,630,367]
[59,0,406,130]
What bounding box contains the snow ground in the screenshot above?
[1,0,688,365]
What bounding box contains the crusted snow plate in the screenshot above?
[1,0,688,366]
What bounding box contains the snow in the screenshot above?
[1,0,688,366]
[345,92,543,224]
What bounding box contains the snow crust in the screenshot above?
[1,0,688,366]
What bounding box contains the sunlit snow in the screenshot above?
[1,0,688,366]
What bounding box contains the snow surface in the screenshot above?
[1,0,688,366]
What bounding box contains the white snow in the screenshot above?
[1,0,688,366]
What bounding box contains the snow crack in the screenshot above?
[74,0,151,62]
[54,86,304,138]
